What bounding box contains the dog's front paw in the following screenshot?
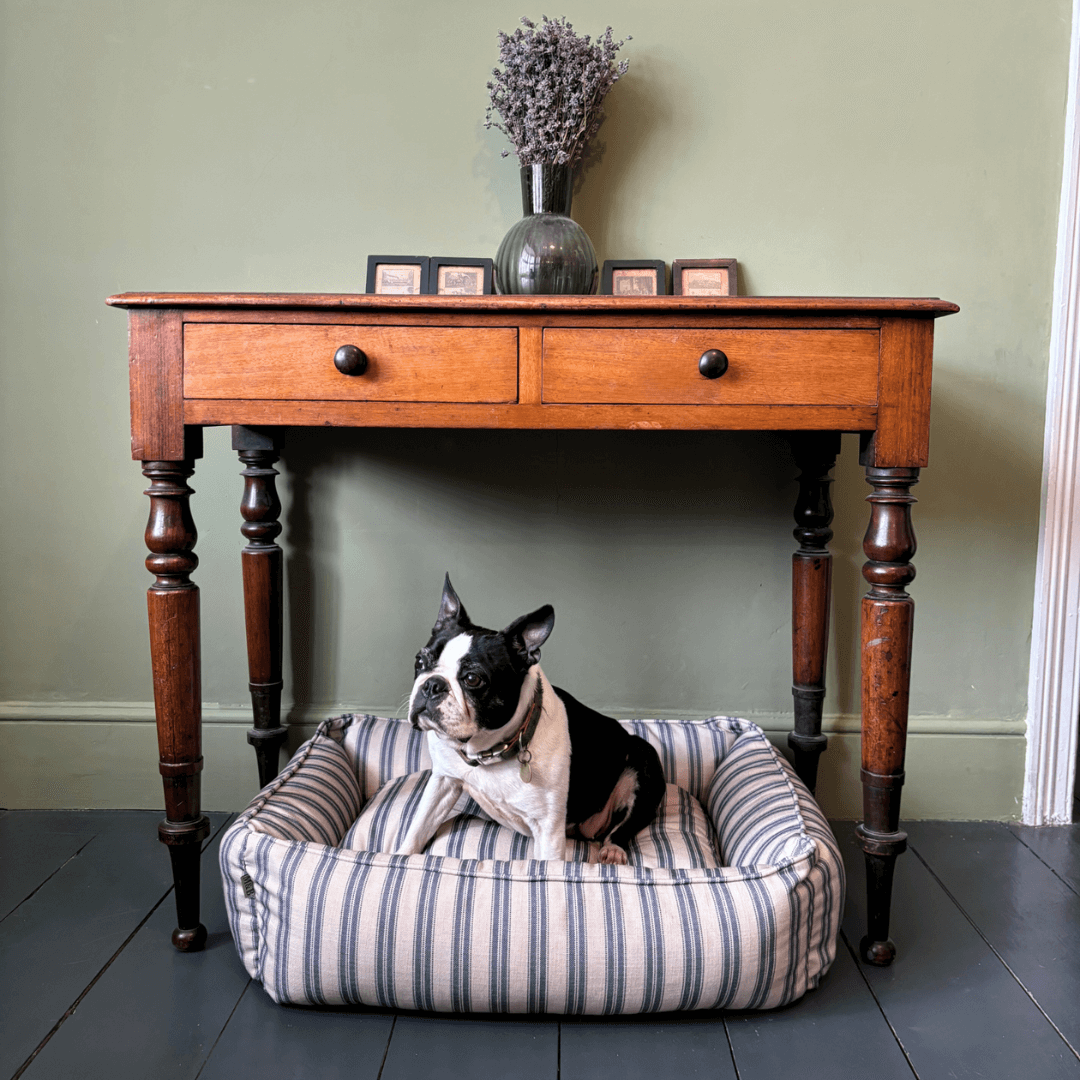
[598,843,628,865]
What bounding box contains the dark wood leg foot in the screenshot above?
[161,821,210,951]
[857,824,903,965]
[788,433,840,794]
[143,441,210,952]
[857,464,918,966]
[234,426,288,789]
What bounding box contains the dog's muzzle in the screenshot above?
[410,675,451,730]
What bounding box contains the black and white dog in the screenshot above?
[398,576,665,864]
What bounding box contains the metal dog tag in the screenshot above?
[518,748,532,784]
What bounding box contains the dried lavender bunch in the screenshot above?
[485,15,630,169]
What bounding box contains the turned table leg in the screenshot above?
[789,433,840,794]
[856,465,918,965]
[143,445,210,952]
[234,426,288,788]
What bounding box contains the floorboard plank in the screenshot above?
[381,1015,558,1080]
[725,930,914,1080]
[198,988,395,1080]
[907,820,1080,1054]
[18,817,245,1080]
[1007,823,1080,895]
[0,811,102,922]
[560,1015,734,1080]
[837,821,1080,1079]
[0,810,229,1080]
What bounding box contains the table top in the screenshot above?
[108,293,960,316]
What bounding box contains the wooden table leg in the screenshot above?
[789,432,840,794]
[233,426,288,789]
[856,465,918,965]
[143,439,210,952]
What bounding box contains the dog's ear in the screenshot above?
[434,573,469,631]
[503,604,555,664]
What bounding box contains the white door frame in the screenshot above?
[1024,0,1080,826]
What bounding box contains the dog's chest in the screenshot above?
[426,700,571,829]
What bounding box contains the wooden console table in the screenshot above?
[109,292,958,967]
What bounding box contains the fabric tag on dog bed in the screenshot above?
[338,771,721,870]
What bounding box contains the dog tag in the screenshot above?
[519,759,532,783]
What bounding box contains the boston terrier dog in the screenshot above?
[398,575,666,864]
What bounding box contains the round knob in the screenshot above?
[698,349,729,380]
[334,345,368,376]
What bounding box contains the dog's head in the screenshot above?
[409,574,554,745]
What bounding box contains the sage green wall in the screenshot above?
[0,0,1069,817]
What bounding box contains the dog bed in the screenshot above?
[219,713,844,1013]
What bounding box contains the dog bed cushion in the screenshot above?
[220,713,844,1013]
[341,774,722,869]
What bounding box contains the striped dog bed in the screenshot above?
[219,714,844,1013]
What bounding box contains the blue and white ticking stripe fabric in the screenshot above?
[341,776,723,869]
[220,714,845,1013]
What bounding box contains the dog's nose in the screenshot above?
[421,676,449,701]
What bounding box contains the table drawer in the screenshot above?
[184,324,518,402]
[542,328,879,405]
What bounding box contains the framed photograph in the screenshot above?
[426,257,493,296]
[366,256,429,296]
[601,260,668,296]
[671,259,738,297]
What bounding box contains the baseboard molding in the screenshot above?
[0,709,1026,820]
[0,700,1028,736]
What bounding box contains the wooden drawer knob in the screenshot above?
[698,349,729,380]
[334,344,368,376]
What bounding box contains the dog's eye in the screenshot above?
[462,672,485,690]
[414,652,426,675]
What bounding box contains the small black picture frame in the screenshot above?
[366,256,429,296]
[671,259,738,297]
[600,260,668,296]
[426,257,494,296]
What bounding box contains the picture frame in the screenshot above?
[426,257,493,296]
[366,256,429,296]
[671,259,738,297]
[600,260,668,297]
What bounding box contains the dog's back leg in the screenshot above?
[598,738,666,865]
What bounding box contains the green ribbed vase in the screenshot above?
[494,164,598,295]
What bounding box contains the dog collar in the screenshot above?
[457,677,543,783]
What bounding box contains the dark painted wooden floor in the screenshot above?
[2,809,1078,1080]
